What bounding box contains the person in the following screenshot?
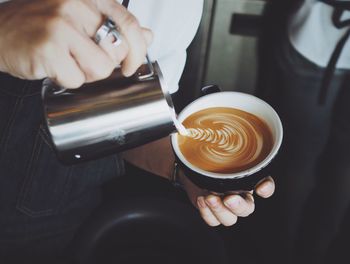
[0,0,275,262]
[256,0,350,263]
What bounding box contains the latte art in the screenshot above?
[178,107,273,173]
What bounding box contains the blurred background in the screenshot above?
[178,0,270,104]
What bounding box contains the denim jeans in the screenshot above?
[255,31,350,264]
[0,73,124,263]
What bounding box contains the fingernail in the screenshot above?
[197,197,207,209]
[206,196,218,207]
[224,196,241,209]
[260,182,272,195]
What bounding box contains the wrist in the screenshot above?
[0,51,6,73]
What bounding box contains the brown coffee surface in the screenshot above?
[178,107,273,174]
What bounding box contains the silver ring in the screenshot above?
[108,29,123,47]
[95,18,123,47]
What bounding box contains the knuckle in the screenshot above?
[56,66,85,89]
[207,203,218,210]
[211,203,223,212]
[89,62,114,80]
[68,81,83,89]
[39,42,54,57]
[206,197,220,210]
[29,61,44,78]
[30,44,54,77]
[47,16,66,33]
[57,76,81,89]
[59,0,78,13]
[120,14,140,33]
[122,14,140,30]
[70,75,85,88]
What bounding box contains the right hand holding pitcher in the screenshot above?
[0,0,152,88]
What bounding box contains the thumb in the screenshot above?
[255,176,275,198]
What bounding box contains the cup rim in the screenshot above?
[171,91,283,179]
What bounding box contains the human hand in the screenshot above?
[122,136,275,227]
[180,172,275,226]
[0,0,152,88]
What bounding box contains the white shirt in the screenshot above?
[289,0,350,69]
[0,0,204,93]
[124,0,203,93]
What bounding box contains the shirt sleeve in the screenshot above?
[157,51,187,94]
[143,0,204,94]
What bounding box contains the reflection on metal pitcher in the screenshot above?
[42,61,177,165]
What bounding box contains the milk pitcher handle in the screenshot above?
[137,55,155,81]
[201,84,221,96]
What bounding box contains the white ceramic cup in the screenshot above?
[171,91,283,193]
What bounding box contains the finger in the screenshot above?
[94,0,149,76]
[48,51,85,89]
[205,195,238,227]
[64,21,115,82]
[60,0,129,65]
[60,0,103,37]
[224,194,255,217]
[255,176,275,198]
[197,197,220,227]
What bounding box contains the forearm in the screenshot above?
[121,136,175,181]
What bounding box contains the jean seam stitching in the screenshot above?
[57,167,73,212]
[38,124,54,151]
[0,97,22,154]
[17,135,73,217]
[115,155,125,176]
[0,81,29,154]
[0,87,28,97]
[16,129,72,217]
[16,131,56,217]
[23,91,41,97]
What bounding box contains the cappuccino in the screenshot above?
[177,107,273,174]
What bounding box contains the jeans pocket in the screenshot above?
[16,125,73,217]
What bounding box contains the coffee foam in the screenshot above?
[178,107,273,174]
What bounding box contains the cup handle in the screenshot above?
[200,85,221,96]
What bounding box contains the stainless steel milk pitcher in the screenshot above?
[42,60,176,165]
